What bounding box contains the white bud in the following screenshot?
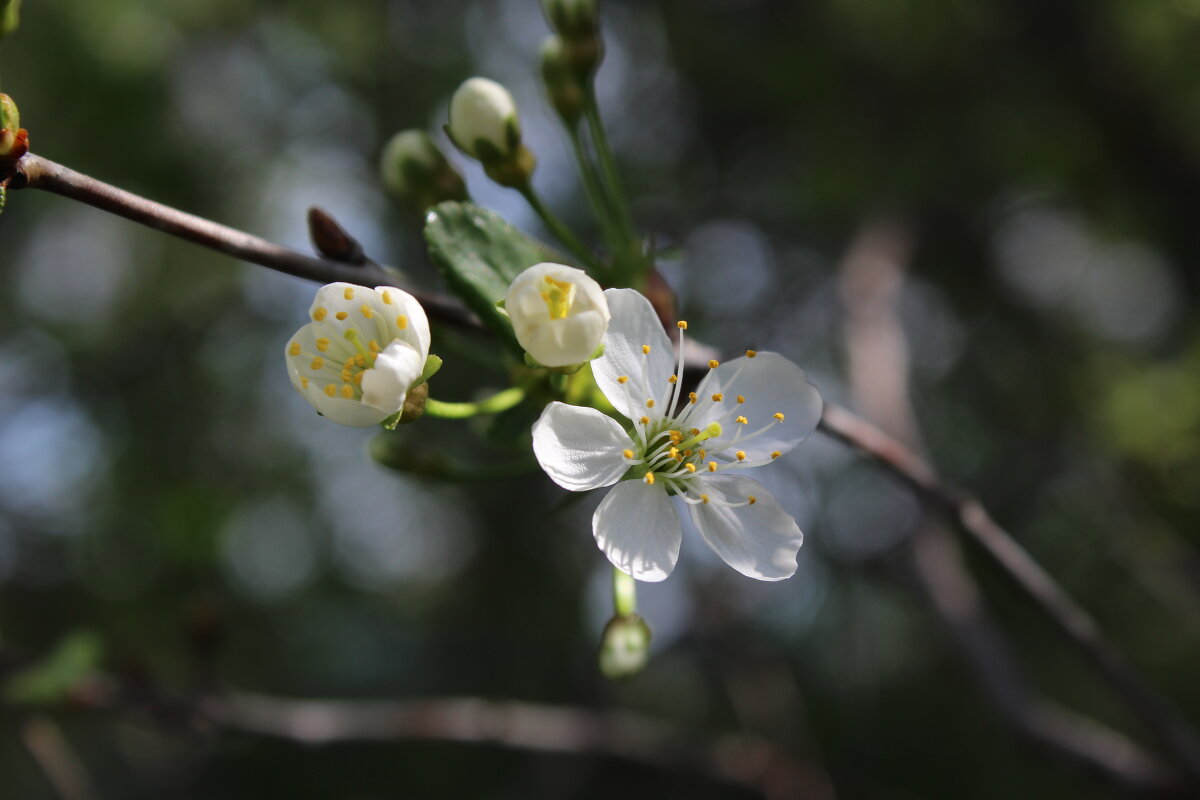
[506,263,610,368]
[447,77,522,162]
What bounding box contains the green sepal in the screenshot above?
[417,353,443,385]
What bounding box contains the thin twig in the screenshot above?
[838,218,1183,793]
[7,152,480,330]
[21,715,101,800]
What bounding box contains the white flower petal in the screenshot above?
[374,285,431,358]
[694,351,822,461]
[593,479,682,582]
[592,288,675,420]
[688,475,802,581]
[360,340,424,414]
[304,386,391,427]
[532,402,633,491]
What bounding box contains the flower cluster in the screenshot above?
[532,289,822,581]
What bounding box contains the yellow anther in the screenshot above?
[685,463,697,473]
[708,359,720,369]
[669,447,679,460]
[640,416,650,425]
[539,275,576,319]
[736,395,745,404]
[735,415,748,425]
[300,377,309,389]
[340,384,354,399]
[353,373,363,385]
[645,399,655,409]
[644,472,656,485]
[356,354,366,366]
[622,449,634,460]
[773,412,785,422]
[310,357,324,370]
[382,290,393,305]
[369,340,381,354]
[688,392,698,404]
[288,342,301,356]
[642,344,651,355]
[335,311,348,321]
[669,430,683,442]
[689,427,700,436]
[708,461,718,472]
[343,287,355,300]
[324,384,337,397]
[748,496,758,505]
[700,494,710,504]
[699,449,706,459]
[770,451,782,459]
[396,315,408,329]
[313,307,328,321]
[746,349,757,358]
[736,450,746,461]
[360,304,373,319]
[683,449,693,457]
[315,338,330,352]
[711,393,724,402]
[617,375,628,384]
[677,320,688,329]
[668,374,678,384]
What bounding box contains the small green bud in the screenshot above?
[0,0,21,40]
[446,78,536,188]
[540,36,585,126]
[541,0,603,77]
[0,93,26,160]
[380,130,468,213]
[599,613,651,680]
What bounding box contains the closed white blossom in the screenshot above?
[285,283,430,428]
[506,262,610,367]
[447,77,521,162]
[532,289,822,581]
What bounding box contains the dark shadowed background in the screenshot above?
[1,1,1198,797]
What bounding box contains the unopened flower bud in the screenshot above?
[506,263,610,368]
[0,93,26,160]
[447,78,535,188]
[599,614,651,680]
[1,0,21,40]
[540,37,584,126]
[380,130,468,212]
[541,0,603,77]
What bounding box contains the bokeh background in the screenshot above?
[1,0,1199,797]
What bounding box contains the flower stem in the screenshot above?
[423,387,525,419]
[612,567,637,616]
[516,182,600,273]
[582,90,646,285]
[566,123,620,247]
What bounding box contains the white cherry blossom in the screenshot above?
[532,288,822,581]
[285,283,430,428]
[506,262,610,367]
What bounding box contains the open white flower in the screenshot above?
[532,289,822,581]
[285,282,430,428]
[506,262,610,367]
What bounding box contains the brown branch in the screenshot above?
[6,152,481,331]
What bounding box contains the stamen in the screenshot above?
[668,374,678,384]
[312,307,328,321]
[771,451,781,459]
[711,393,724,402]
[622,449,634,460]
[668,447,679,460]
[685,463,696,473]
[774,412,785,422]
[688,392,698,404]
[644,472,656,485]
[748,496,758,505]
[300,377,309,389]
[369,340,381,354]
[700,494,710,504]
[708,359,720,369]
[736,415,748,425]
[689,428,700,436]
[617,376,628,384]
[646,399,655,408]
[640,416,650,425]
[382,290,393,305]
[335,311,348,321]
[736,451,746,461]
[677,320,688,329]
[746,349,757,358]
[324,384,337,397]
[315,338,330,352]
[343,287,355,300]
[396,315,408,329]
[736,395,745,404]
[708,462,718,472]
[360,304,373,319]
[288,342,301,356]
[642,344,651,355]
[310,357,324,370]
[340,385,354,399]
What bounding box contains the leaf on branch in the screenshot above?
[3,630,103,706]
[424,201,562,355]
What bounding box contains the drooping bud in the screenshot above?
[380,130,468,213]
[506,262,610,368]
[446,78,535,188]
[1,0,21,40]
[598,613,651,680]
[540,36,584,126]
[540,0,603,78]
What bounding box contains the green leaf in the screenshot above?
[3,630,103,706]
[424,201,560,355]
